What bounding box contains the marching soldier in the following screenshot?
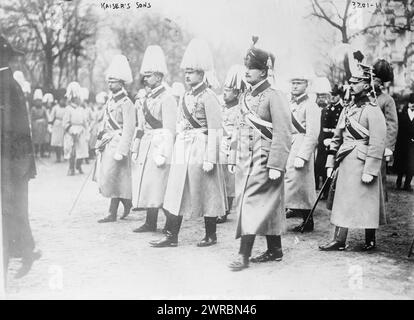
[319,63,386,252]
[217,64,247,224]
[284,71,321,232]
[150,38,226,248]
[314,83,344,198]
[131,45,177,233]
[96,55,135,223]
[228,38,292,271]
[62,82,89,176]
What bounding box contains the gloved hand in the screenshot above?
[362,173,374,184]
[131,152,138,161]
[154,155,166,167]
[203,161,214,172]
[294,157,305,169]
[384,148,393,162]
[326,167,333,177]
[323,138,332,147]
[113,153,123,161]
[268,169,281,180]
[228,164,236,174]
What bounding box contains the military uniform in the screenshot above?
[49,103,66,161]
[320,63,387,252]
[314,100,343,190]
[284,92,321,230]
[131,84,177,231]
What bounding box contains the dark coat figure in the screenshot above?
[314,100,343,190]
[1,35,39,279]
[393,103,414,190]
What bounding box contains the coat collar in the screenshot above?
[291,93,308,104]
[112,88,128,103]
[190,81,207,96]
[148,84,166,99]
[225,98,239,109]
[250,79,271,97]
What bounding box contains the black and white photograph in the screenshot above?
[0,0,413,302]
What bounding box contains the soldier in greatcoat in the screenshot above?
[319,63,386,252]
[150,38,226,248]
[216,64,247,224]
[131,45,177,233]
[228,39,292,271]
[284,71,321,232]
[62,82,89,176]
[95,55,135,223]
[49,93,66,162]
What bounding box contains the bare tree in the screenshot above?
[0,0,98,91]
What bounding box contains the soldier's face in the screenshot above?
[316,94,330,107]
[291,80,308,96]
[350,81,368,95]
[245,68,266,86]
[408,103,414,110]
[108,80,123,93]
[331,94,340,105]
[184,69,204,87]
[223,87,238,103]
[143,72,162,89]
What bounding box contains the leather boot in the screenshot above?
[76,159,83,174]
[251,235,283,263]
[119,199,132,220]
[68,156,76,176]
[133,208,158,232]
[197,217,217,247]
[150,215,182,247]
[361,229,376,251]
[98,199,118,223]
[162,210,171,234]
[319,226,347,251]
[229,235,255,271]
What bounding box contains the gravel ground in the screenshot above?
[4,158,414,299]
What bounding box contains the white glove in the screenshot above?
[154,155,166,167]
[203,161,214,172]
[228,164,236,174]
[326,167,333,177]
[294,157,305,169]
[268,169,281,180]
[131,152,138,161]
[362,173,374,184]
[384,148,393,162]
[113,153,123,161]
[323,138,332,147]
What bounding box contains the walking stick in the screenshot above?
[0,104,5,298]
[67,162,95,216]
[301,168,335,233]
[408,235,414,258]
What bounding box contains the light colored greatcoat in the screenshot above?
[131,85,177,209]
[285,93,321,209]
[62,103,89,159]
[326,97,387,229]
[97,89,135,199]
[163,82,226,218]
[229,80,292,238]
[50,104,66,147]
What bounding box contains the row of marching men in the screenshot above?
[88,37,393,271]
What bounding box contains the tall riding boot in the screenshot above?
[162,209,171,234]
[197,217,217,247]
[133,208,158,232]
[119,198,133,220]
[76,159,84,174]
[403,175,413,191]
[362,229,376,251]
[292,210,314,232]
[40,143,46,158]
[55,147,62,163]
[229,235,255,271]
[98,198,119,223]
[251,235,283,263]
[150,214,182,247]
[67,156,75,176]
[319,226,348,251]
